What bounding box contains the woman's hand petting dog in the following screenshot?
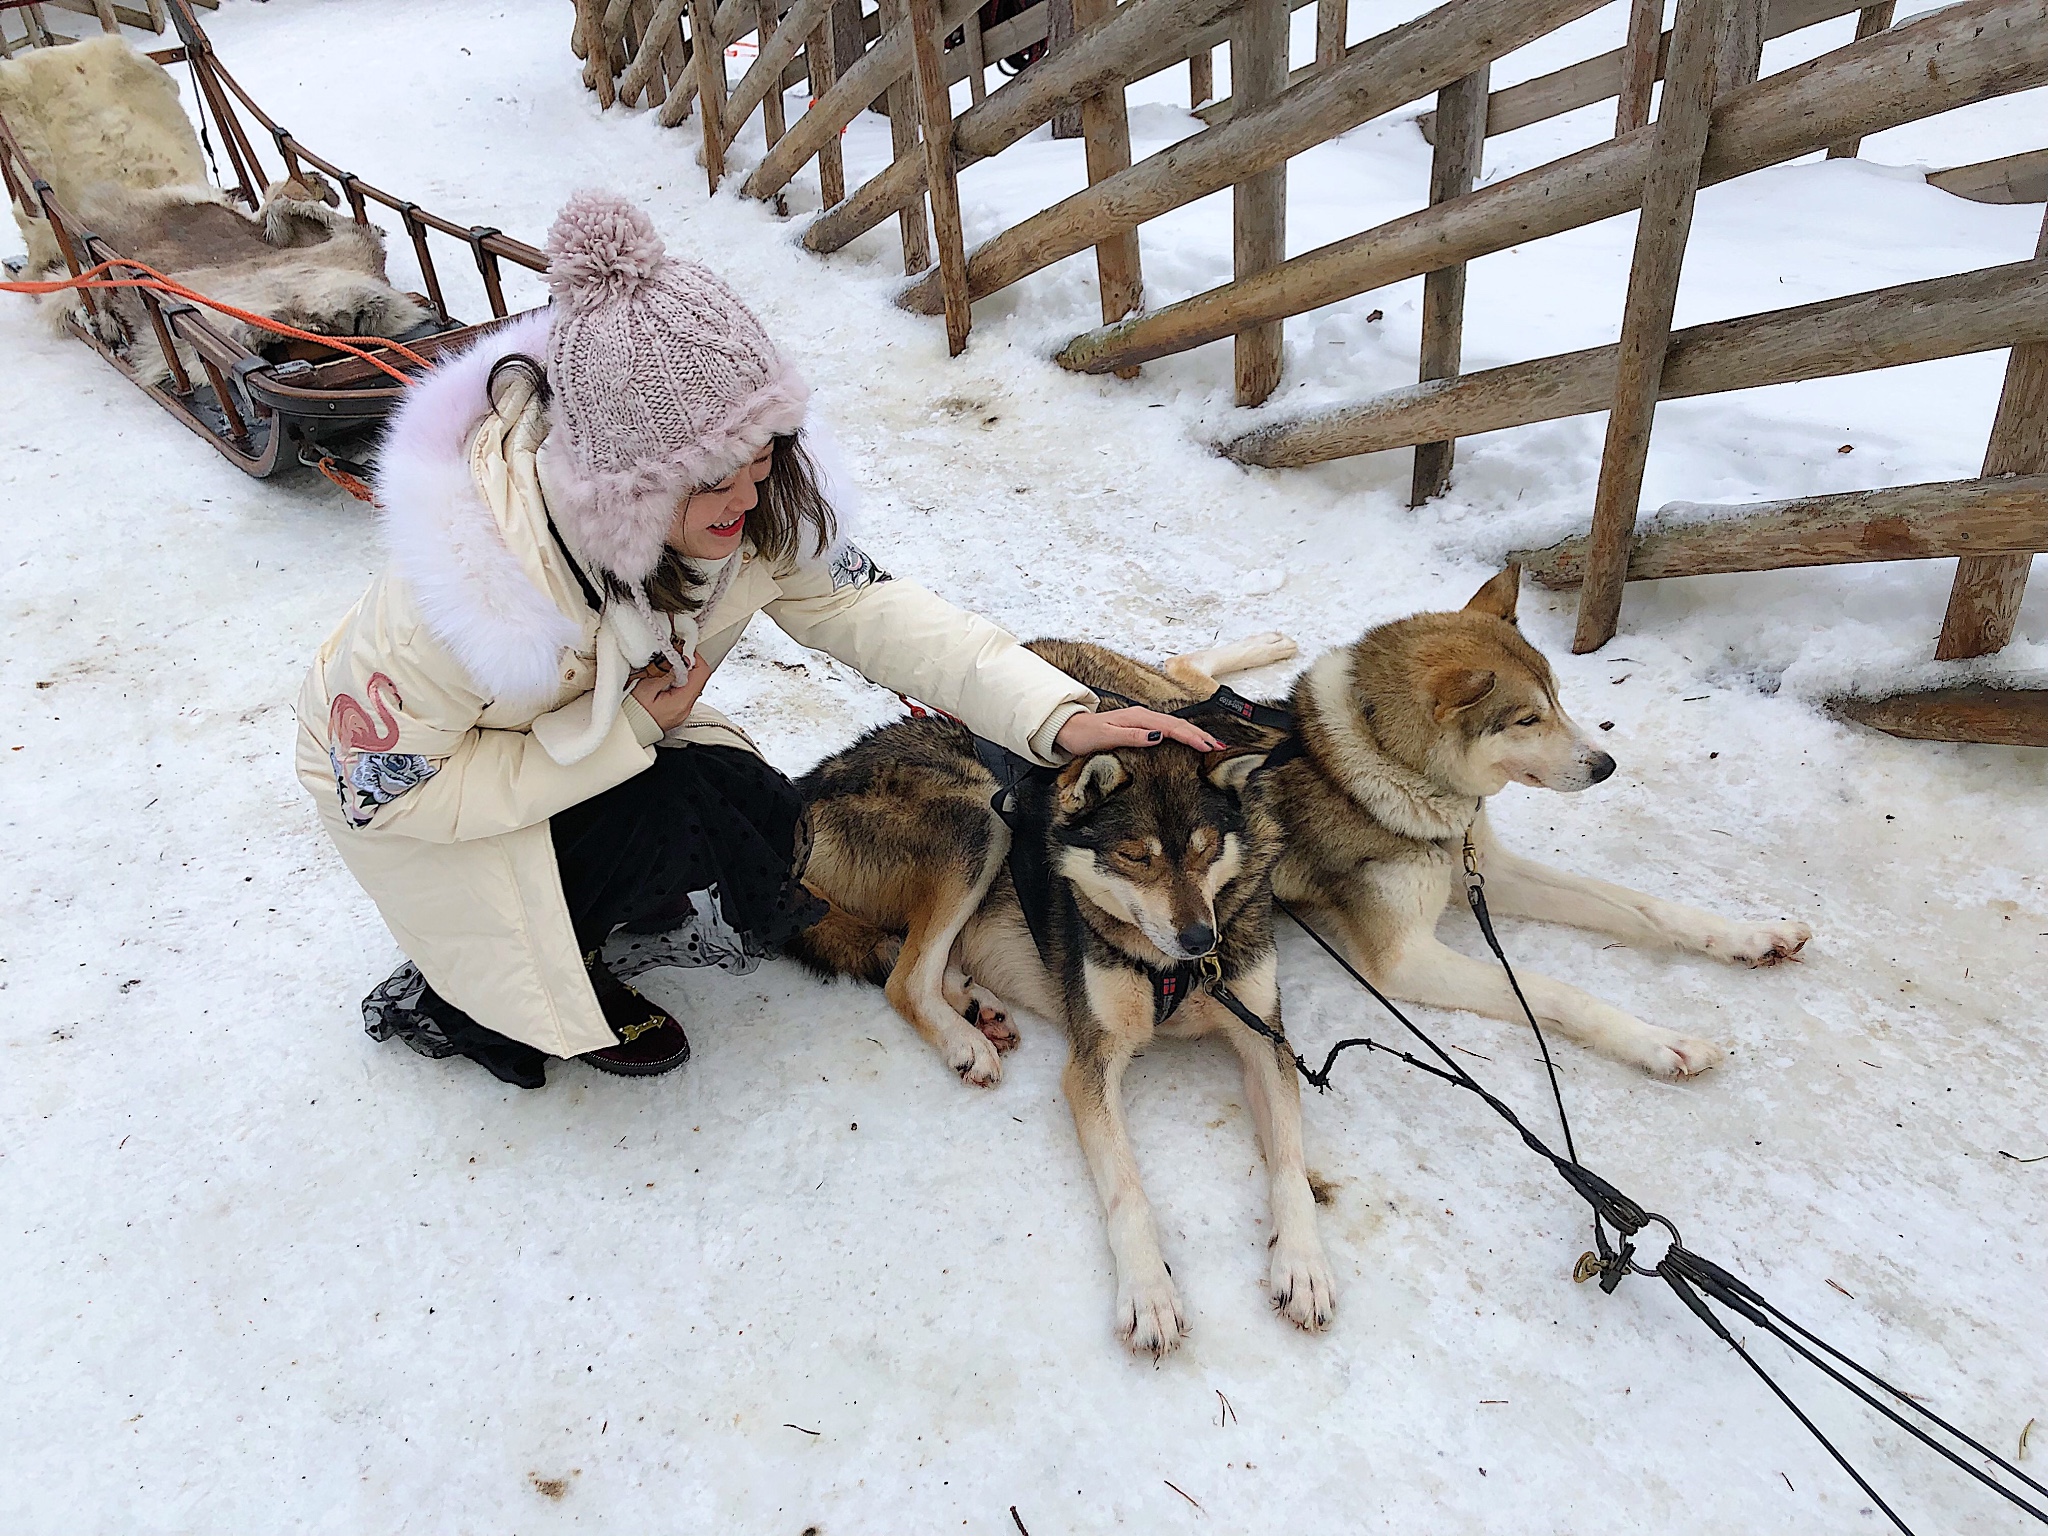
[630,654,712,733]
[1057,705,1222,757]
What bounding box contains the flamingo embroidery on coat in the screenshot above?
[328,672,438,828]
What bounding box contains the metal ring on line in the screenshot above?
[1626,1213,1684,1276]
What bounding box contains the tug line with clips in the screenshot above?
[963,682,2046,1535]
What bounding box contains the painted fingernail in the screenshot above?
[1147,730,1163,742]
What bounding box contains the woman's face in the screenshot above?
[667,443,775,561]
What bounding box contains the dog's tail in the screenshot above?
[782,893,899,988]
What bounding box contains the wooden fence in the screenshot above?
[0,0,215,53]
[572,0,2046,744]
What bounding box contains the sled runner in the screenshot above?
[0,0,547,479]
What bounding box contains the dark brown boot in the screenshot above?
[584,959,692,1077]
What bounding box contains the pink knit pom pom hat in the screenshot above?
[540,189,810,585]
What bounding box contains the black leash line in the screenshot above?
[1201,897,2048,1532]
[1659,1257,1915,1533]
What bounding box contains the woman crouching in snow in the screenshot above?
[296,191,1218,1089]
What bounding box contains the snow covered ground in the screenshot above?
[3,1,2044,1529]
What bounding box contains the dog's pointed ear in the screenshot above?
[1430,667,1497,721]
[1056,752,1130,815]
[1203,748,1269,795]
[1464,564,1522,624]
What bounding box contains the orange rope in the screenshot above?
[314,455,378,503]
[0,257,437,387]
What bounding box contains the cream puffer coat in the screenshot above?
[295,311,1094,1058]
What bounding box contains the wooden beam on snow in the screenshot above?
[1514,476,2048,587]
[1831,686,2048,747]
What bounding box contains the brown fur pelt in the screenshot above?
[57,175,428,387]
[0,35,208,277]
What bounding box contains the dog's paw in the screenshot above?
[1116,1269,1189,1359]
[964,990,1019,1053]
[947,1029,1003,1088]
[1698,918,1810,966]
[1635,1032,1726,1079]
[1268,1238,1336,1333]
[1235,631,1300,671]
[1728,920,1812,968]
[942,967,1017,1055]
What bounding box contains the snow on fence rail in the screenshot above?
[579,0,2047,745]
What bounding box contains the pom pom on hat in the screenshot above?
[543,190,667,313]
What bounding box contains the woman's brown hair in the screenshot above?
[636,431,837,615]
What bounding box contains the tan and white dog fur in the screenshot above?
[1159,568,1812,1078]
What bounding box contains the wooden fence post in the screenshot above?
[1716,0,1764,92]
[758,0,788,149]
[830,0,867,107]
[963,9,989,104]
[1825,1,1894,157]
[1615,0,1661,133]
[1315,0,1346,68]
[1573,0,1726,653]
[577,0,619,105]
[1411,61,1488,505]
[879,0,934,271]
[687,0,728,191]
[1231,0,1289,405]
[810,12,847,206]
[907,0,975,352]
[1189,45,1214,107]
[1048,0,1082,136]
[1937,205,2048,659]
[1073,0,1144,356]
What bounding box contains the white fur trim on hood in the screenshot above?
[372,308,580,708]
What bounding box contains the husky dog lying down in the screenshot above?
[1157,568,1813,1078]
[790,644,1331,1356]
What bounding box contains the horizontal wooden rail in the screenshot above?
[1832,686,2048,746]
[1414,0,1858,143]
[1928,145,2048,205]
[1513,475,2048,586]
[898,0,1612,315]
[1222,256,2048,467]
[1058,0,2048,375]
[804,0,1246,255]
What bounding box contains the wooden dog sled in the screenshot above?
[0,0,546,479]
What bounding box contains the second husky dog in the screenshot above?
[1157,568,1812,1077]
[789,646,1334,1356]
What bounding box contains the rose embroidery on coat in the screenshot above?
[329,672,438,827]
[828,543,889,592]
